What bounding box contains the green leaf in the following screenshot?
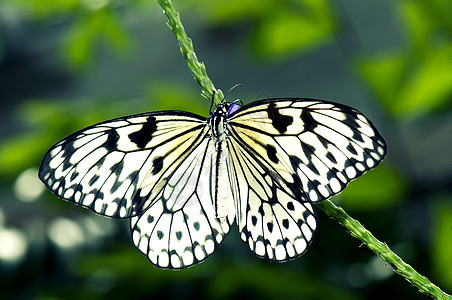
[358,45,452,118]
[359,0,452,118]
[251,0,335,59]
[397,0,433,51]
[64,9,132,68]
[252,8,334,58]
[397,0,452,53]
[357,52,406,115]
[395,45,452,116]
[64,20,94,67]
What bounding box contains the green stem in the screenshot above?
[156,0,451,299]
[157,0,224,105]
[318,199,452,300]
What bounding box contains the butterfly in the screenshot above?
[39,98,386,269]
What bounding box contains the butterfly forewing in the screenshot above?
[228,98,386,204]
[39,111,208,218]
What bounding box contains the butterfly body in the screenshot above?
[39,98,386,269]
[208,102,231,220]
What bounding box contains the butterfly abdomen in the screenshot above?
[209,102,233,220]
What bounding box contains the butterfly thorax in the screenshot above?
[210,102,229,140]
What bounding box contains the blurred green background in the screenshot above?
[1,0,452,299]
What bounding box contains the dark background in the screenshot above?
[1,0,451,299]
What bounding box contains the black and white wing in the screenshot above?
[39,111,233,269]
[226,98,386,261]
[131,136,235,269]
[227,136,317,262]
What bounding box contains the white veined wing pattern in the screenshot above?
[227,99,386,261]
[39,111,234,269]
[39,98,386,269]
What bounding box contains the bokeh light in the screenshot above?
[13,168,44,202]
[47,218,85,250]
[0,227,27,265]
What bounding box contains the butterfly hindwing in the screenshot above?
[39,111,208,218]
[131,137,234,269]
[227,135,317,261]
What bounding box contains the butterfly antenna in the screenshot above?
[224,84,244,101]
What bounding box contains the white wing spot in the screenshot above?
[205,239,215,253]
[371,152,381,160]
[275,244,286,260]
[119,207,127,218]
[105,202,118,216]
[356,162,365,172]
[294,238,307,253]
[285,242,295,257]
[337,172,347,183]
[74,191,81,202]
[194,245,204,260]
[330,178,342,193]
[182,251,194,266]
[158,253,169,268]
[366,158,375,168]
[318,185,330,198]
[84,194,95,207]
[63,189,74,198]
[345,166,357,179]
[255,241,265,256]
[171,254,181,269]
[309,190,319,202]
[307,215,316,229]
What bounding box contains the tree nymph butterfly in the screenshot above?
[39,98,386,269]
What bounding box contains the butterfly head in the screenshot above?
[209,101,241,118]
[210,101,241,138]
